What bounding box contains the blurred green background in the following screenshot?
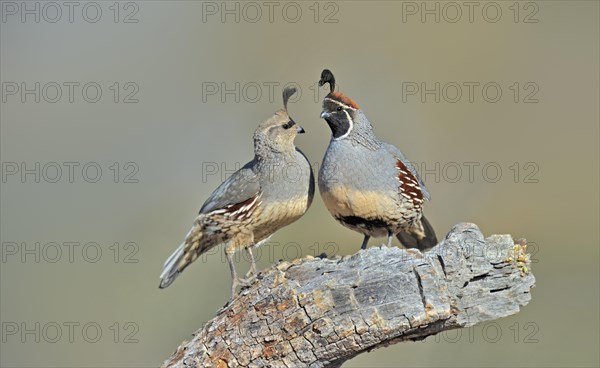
[1,1,598,367]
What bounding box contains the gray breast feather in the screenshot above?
[257,148,315,204]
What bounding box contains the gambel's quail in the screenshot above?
[159,87,315,301]
[317,69,437,251]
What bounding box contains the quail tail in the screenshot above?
[159,242,185,289]
[396,215,438,251]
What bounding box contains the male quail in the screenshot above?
[317,69,437,251]
[159,87,315,301]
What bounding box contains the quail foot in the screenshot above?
[317,69,437,251]
[159,87,315,302]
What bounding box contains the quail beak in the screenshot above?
[296,125,305,134]
[320,111,330,119]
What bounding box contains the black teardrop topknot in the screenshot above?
[282,86,297,112]
[319,69,335,93]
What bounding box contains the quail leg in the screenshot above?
[226,249,258,303]
[244,247,258,280]
[226,251,239,302]
[360,235,370,250]
[387,231,393,247]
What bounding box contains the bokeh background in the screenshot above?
[1,1,598,367]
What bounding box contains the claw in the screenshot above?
[237,274,257,286]
[225,247,259,303]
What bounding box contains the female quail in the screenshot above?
[159,87,315,301]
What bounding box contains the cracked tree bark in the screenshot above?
[162,223,535,368]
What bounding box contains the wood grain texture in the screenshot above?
[162,223,535,368]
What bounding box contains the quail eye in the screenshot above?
[336,106,343,112]
[282,121,292,129]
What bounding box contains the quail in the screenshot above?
[159,87,315,301]
[317,69,437,251]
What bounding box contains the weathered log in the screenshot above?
[162,223,535,368]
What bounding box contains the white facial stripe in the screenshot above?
[324,98,357,111]
[334,109,354,140]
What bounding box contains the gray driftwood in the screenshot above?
[162,223,535,368]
